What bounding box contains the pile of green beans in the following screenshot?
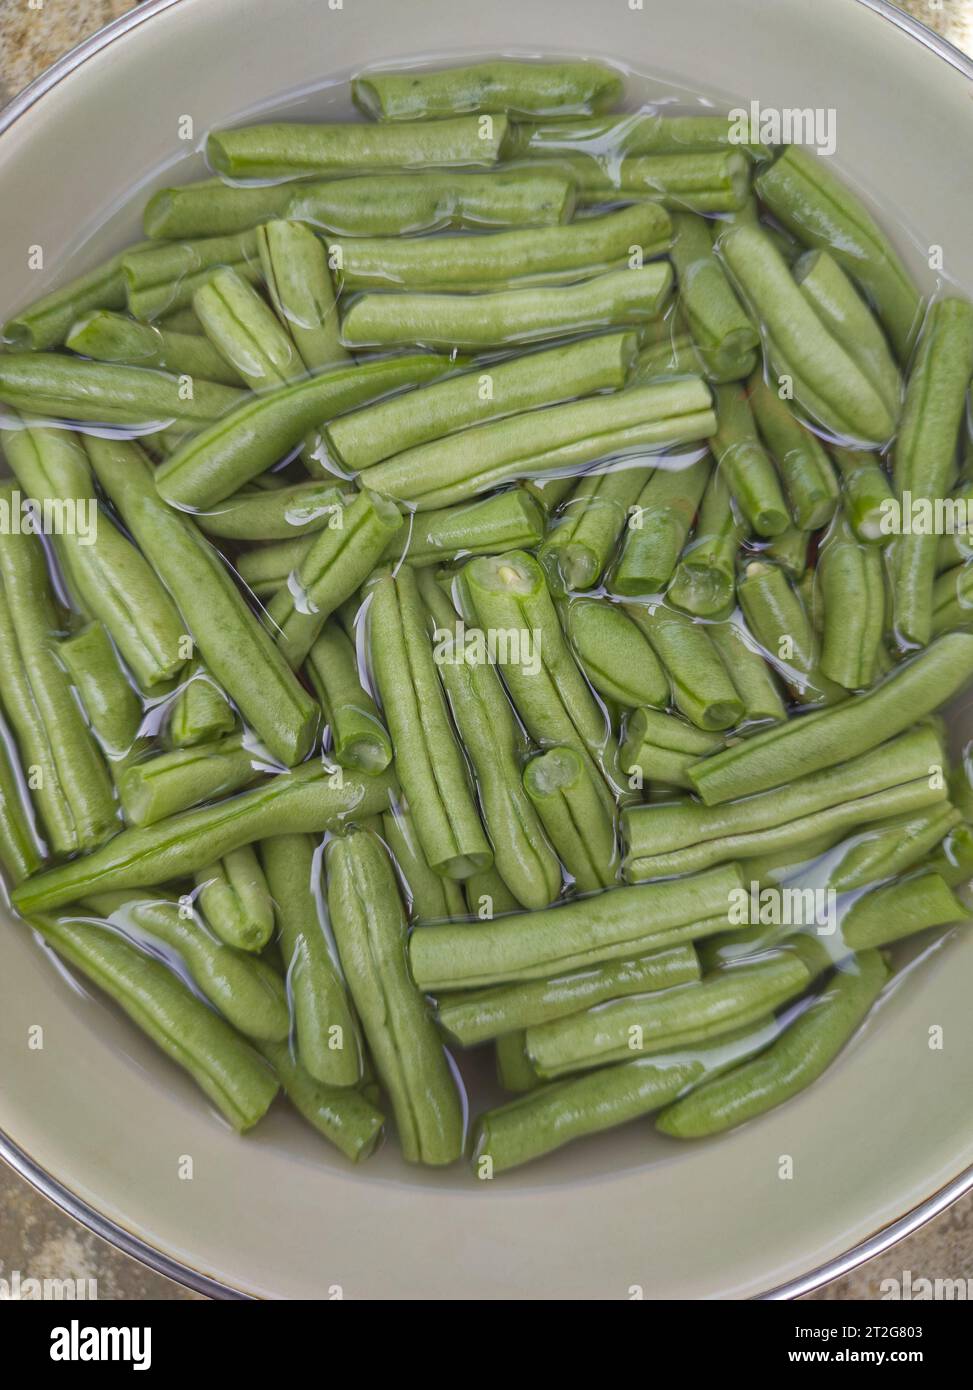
[1,56,971,1176]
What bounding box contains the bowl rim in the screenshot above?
[1,0,972,1303]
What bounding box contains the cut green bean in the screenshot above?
[325,332,635,470]
[707,618,786,725]
[507,113,770,162]
[626,602,744,730]
[710,382,790,537]
[465,866,521,919]
[31,913,278,1131]
[266,489,404,667]
[409,862,744,990]
[119,733,268,827]
[0,352,243,427]
[523,747,618,893]
[669,212,759,378]
[756,145,921,360]
[830,445,894,545]
[540,463,647,593]
[0,715,44,884]
[719,223,898,445]
[667,465,745,617]
[194,265,305,392]
[419,572,562,907]
[59,623,145,769]
[611,454,710,594]
[259,1038,384,1161]
[747,371,839,530]
[144,179,294,239]
[307,624,392,774]
[353,60,623,121]
[3,242,152,350]
[932,562,973,636]
[381,802,467,924]
[261,833,362,1086]
[166,665,236,747]
[738,559,845,704]
[763,526,809,578]
[85,889,289,1042]
[565,151,752,214]
[257,219,349,372]
[565,597,669,710]
[66,309,245,386]
[156,353,451,508]
[369,567,491,879]
[195,845,275,952]
[359,377,714,510]
[841,871,966,950]
[287,169,576,236]
[1,422,187,689]
[197,479,349,542]
[527,951,811,1078]
[331,203,671,292]
[818,513,886,689]
[495,1031,540,1094]
[439,944,699,1047]
[340,263,673,353]
[326,828,465,1165]
[121,230,261,320]
[620,707,724,789]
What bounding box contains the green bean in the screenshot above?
[634,334,700,380]
[0,352,244,427]
[706,618,787,725]
[195,845,275,952]
[827,445,892,544]
[755,145,921,360]
[935,481,973,572]
[59,623,145,766]
[540,463,647,593]
[87,437,320,766]
[287,169,576,236]
[626,602,744,730]
[793,249,901,421]
[669,212,758,377]
[340,263,673,353]
[166,665,236,747]
[495,1031,540,1093]
[818,513,886,689]
[259,1039,384,1161]
[620,707,724,789]
[197,480,349,542]
[841,870,966,951]
[31,912,279,1130]
[419,572,562,907]
[565,597,669,710]
[667,466,745,617]
[307,624,391,774]
[389,491,548,572]
[235,539,312,597]
[13,751,393,917]
[763,526,809,579]
[564,151,751,214]
[209,115,510,179]
[65,309,245,386]
[369,567,491,879]
[691,631,973,805]
[261,834,362,1085]
[359,378,714,510]
[718,223,897,445]
[119,734,268,827]
[476,1017,776,1171]
[0,715,44,884]
[817,804,960,895]
[527,951,811,1079]
[507,113,771,162]
[326,332,635,470]
[266,489,404,668]
[85,889,289,1041]
[159,306,204,334]
[194,265,305,392]
[657,949,889,1137]
[257,219,349,372]
[438,944,699,1047]
[463,550,620,808]
[331,204,671,293]
[353,59,622,121]
[409,862,744,990]
[738,560,845,704]
[924,822,973,889]
[746,371,839,530]
[3,242,152,350]
[951,745,973,820]
[121,230,261,320]
[381,802,467,924]
[523,747,618,893]
[1,422,188,690]
[523,475,577,513]
[144,179,294,239]
[0,510,116,856]
[709,382,790,537]
[611,454,710,594]
[932,562,973,636]
[625,725,943,879]
[464,866,521,919]
[890,299,973,648]
[326,828,465,1165]
[156,353,451,508]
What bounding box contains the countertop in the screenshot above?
[0,0,972,1302]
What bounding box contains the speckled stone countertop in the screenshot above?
[1,0,972,1303]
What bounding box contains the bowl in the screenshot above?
[2,0,973,1300]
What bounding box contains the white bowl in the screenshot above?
[2,0,973,1299]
